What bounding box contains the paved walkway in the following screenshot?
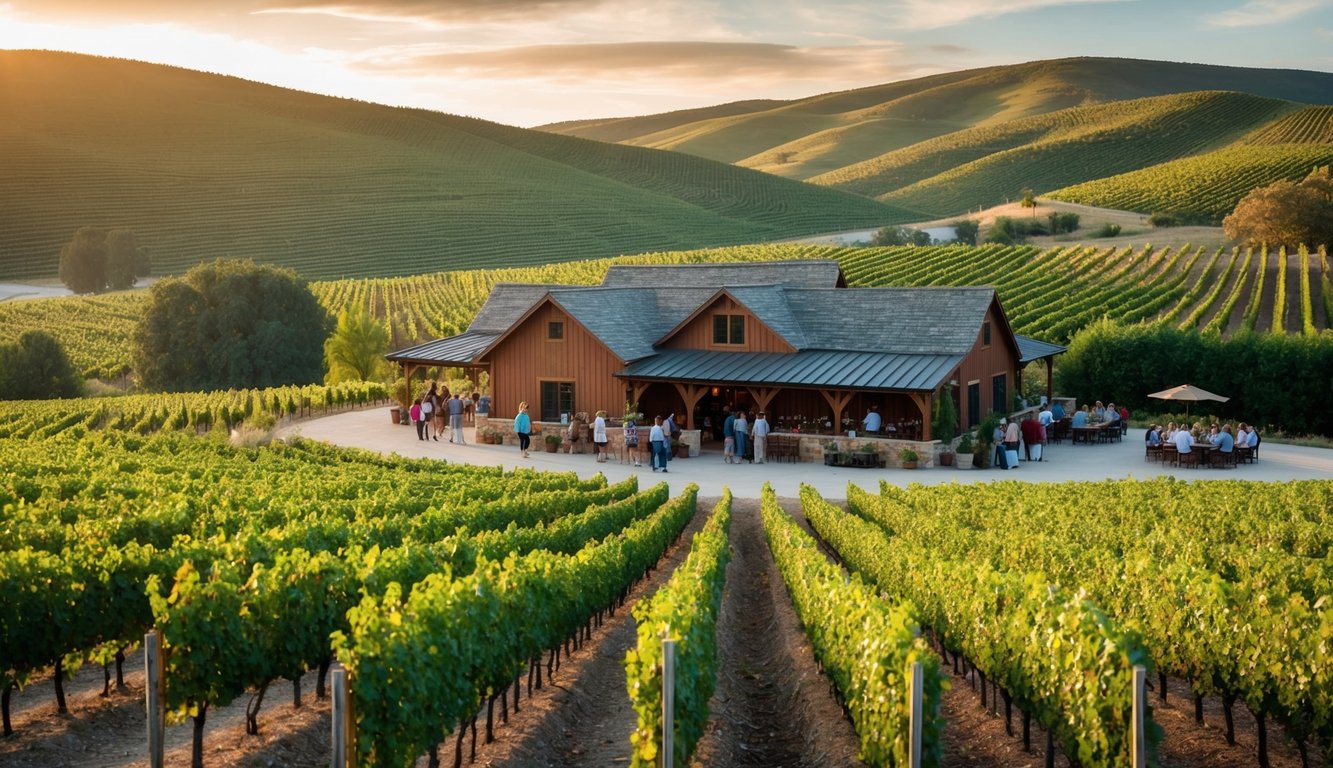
[280,407,1333,500]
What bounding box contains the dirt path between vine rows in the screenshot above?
[478,495,865,768]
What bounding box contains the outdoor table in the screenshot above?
[1072,423,1112,444]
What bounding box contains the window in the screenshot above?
[547,321,564,340]
[540,381,574,422]
[712,314,745,345]
[982,321,992,347]
[992,374,1007,415]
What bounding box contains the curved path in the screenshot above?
[280,408,1332,500]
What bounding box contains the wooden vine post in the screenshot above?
[145,630,165,768]
[331,664,355,768]
[908,660,924,768]
[661,638,676,768]
[1131,665,1147,768]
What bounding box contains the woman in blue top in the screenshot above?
[514,402,532,458]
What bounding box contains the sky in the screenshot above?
[1,0,1330,127]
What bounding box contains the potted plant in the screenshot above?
[955,433,975,468]
[899,446,919,469]
[544,433,560,452]
[858,443,879,468]
[975,412,1003,469]
[822,441,841,466]
[933,383,958,464]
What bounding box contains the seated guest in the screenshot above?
[1173,425,1194,454]
[1146,425,1162,446]
[1051,401,1066,420]
[1106,403,1121,428]
[1093,401,1106,422]
[1214,424,1234,453]
[1235,422,1250,447]
[1164,422,1177,441]
[1247,426,1259,448]
[1071,406,1089,428]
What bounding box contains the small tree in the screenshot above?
[1223,169,1333,248]
[932,383,958,441]
[324,306,390,383]
[949,219,980,246]
[0,331,83,400]
[1020,188,1037,217]
[58,226,108,294]
[105,229,150,290]
[871,225,931,246]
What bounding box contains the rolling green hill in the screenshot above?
[0,51,910,281]
[538,57,1333,180]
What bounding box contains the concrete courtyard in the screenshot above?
[279,406,1333,500]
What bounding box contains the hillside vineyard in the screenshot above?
[3,244,1327,382]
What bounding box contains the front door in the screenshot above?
[540,381,575,422]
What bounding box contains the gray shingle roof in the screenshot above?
[601,260,843,289]
[786,287,995,355]
[468,284,555,334]
[726,286,806,349]
[618,349,964,391]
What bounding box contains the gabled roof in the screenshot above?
[469,284,561,334]
[653,286,804,351]
[601,260,844,289]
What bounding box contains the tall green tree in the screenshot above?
[324,306,389,383]
[133,259,331,391]
[58,226,108,294]
[0,330,83,400]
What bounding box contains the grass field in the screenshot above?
[0,52,910,282]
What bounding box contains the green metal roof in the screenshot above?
[1016,335,1067,363]
[617,349,964,392]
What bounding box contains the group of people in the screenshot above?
[616,412,679,472]
[721,408,771,464]
[1146,420,1259,457]
[408,384,477,445]
[1069,400,1129,434]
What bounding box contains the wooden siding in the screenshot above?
[484,301,626,420]
[956,301,1019,424]
[660,295,795,353]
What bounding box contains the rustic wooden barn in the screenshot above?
[386,261,1064,440]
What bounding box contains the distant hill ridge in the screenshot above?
[0,51,906,281]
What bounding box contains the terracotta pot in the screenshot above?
[939,451,955,466]
[545,442,558,452]
[902,460,919,469]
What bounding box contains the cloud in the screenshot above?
[928,43,970,54]
[258,0,609,24]
[1207,0,1324,27]
[894,0,1127,29]
[358,40,901,83]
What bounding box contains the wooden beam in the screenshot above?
[747,386,780,415]
[908,392,933,441]
[672,382,708,430]
[819,390,854,430]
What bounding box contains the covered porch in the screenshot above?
[384,331,495,409]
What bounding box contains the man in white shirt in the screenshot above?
[1173,428,1194,454]
[862,405,882,434]
[1038,404,1054,441]
[751,411,771,463]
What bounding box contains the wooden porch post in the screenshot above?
[627,380,650,409]
[1045,358,1054,403]
[908,392,934,441]
[747,387,780,415]
[672,383,708,430]
[818,390,854,431]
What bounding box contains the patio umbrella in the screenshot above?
[1147,384,1229,421]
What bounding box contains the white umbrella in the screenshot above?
[1147,384,1229,421]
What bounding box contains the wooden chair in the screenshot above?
[1177,449,1200,469]
[1145,443,1164,462]
[1210,449,1236,469]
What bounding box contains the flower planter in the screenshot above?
[544,442,558,452]
[938,451,955,466]
[955,453,974,468]
[902,460,918,469]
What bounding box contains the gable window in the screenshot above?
[982,321,992,348]
[712,314,745,345]
[547,321,564,340]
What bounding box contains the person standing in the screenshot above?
[734,410,750,463]
[448,392,466,444]
[1004,417,1021,465]
[410,398,425,441]
[993,419,1009,469]
[1020,413,1044,461]
[752,411,770,463]
[649,416,668,472]
[514,402,532,458]
[421,385,438,441]
[593,410,609,463]
[662,412,677,462]
[1038,403,1054,443]
[862,405,882,434]
[623,416,641,467]
[722,409,736,463]
[432,386,449,441]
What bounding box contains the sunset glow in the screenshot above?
[2,0,1330,126]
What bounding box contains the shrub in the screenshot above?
[871,225,931,247]
[1149,212,1179,228]
[1048,212,1081,234]
[949,219,980,246]
[1093,223,1122,238]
